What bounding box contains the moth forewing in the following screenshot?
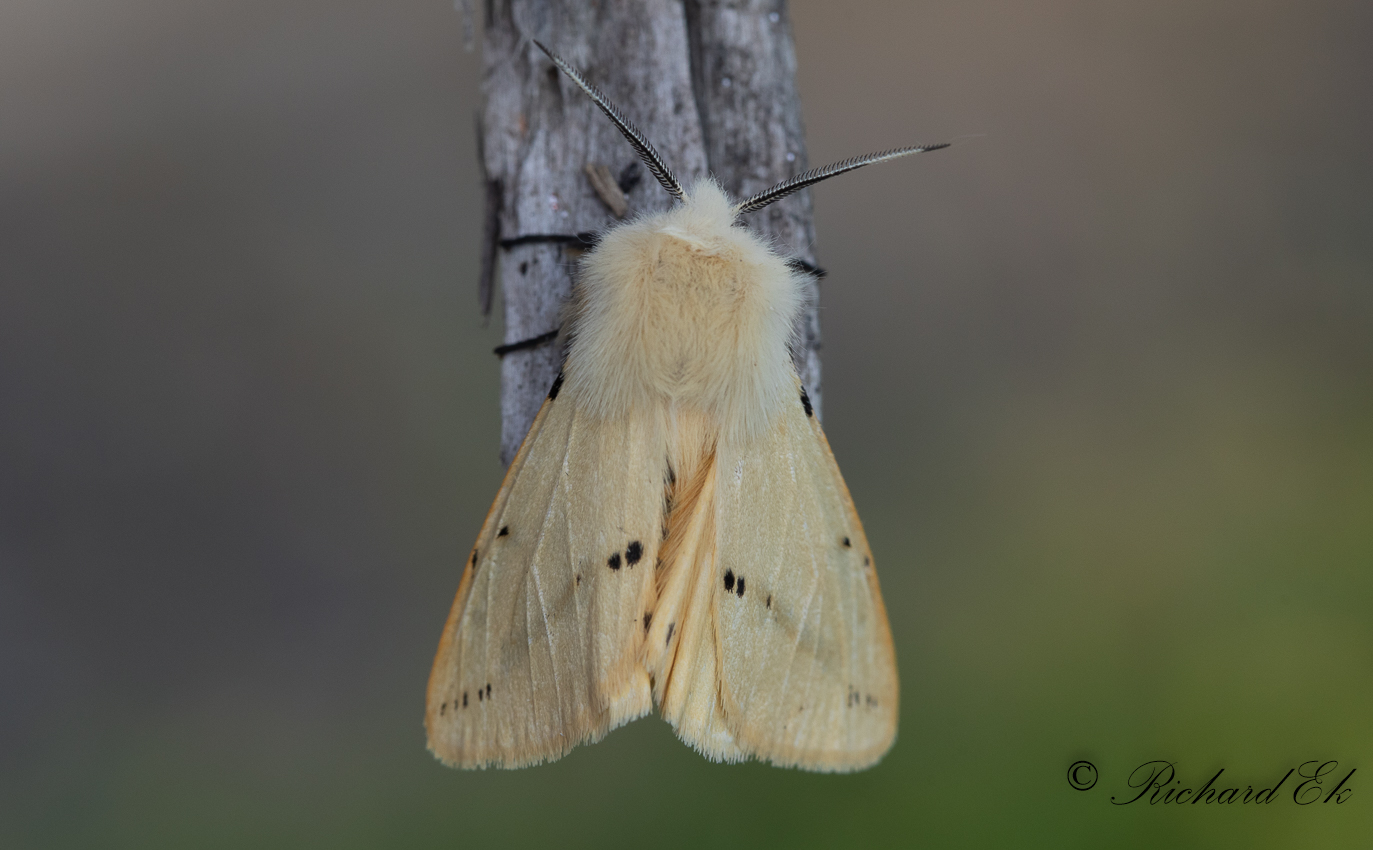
[425,390,662,768]
[711,382,898,771]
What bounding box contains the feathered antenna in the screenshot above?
[735,143,949,216]
[534,40,686,203]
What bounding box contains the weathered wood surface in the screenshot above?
[480,1,821,465]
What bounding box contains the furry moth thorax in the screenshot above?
[564,179,806,445]
[535,37,946,447]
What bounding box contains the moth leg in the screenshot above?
[490,231,598,358]
[493,328,561,357]
[498,232,600,250]
[784,257,827,279]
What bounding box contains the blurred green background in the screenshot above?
[2,0,1369,847]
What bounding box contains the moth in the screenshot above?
[426,41,946,772]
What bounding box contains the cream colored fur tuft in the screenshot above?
[565,179,807,446]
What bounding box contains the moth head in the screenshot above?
[534,40,949,220]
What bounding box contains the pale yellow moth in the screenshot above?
[425,41,946,772]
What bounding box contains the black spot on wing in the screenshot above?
[470,549,478,567]
[736,576,746,598]
[800,386,813,417]
[643,613,652,632]
[608,552,622,570]
[548,371,564,400]
[626,541,643,565]
[462,691,468,707]
[486,683,492,698]
[766,594,772,609]
[723,570,735,592]
[439,701,447,715]
[498,525,509,537]
[665,622,675,645]
[575,573,582,586]
[842,536,851,548]
[864,556,871,567]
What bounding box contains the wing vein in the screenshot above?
[771,494,813,720]
[529,407,582,733]
[527,497,565,734]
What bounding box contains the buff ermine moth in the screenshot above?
[425,40,946,772]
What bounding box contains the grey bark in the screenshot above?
[480,0,821,466]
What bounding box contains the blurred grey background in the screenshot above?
[2,1,1370,847]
